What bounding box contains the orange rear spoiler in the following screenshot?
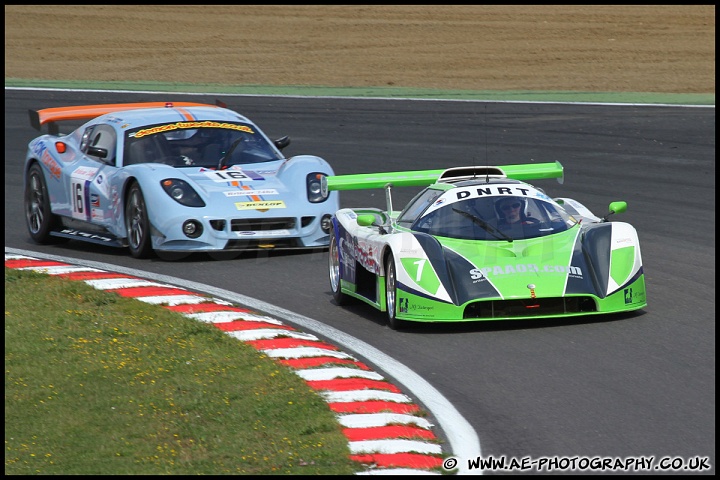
[28,101,222,135]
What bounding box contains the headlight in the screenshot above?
[160,178,205,207]
[307,172,329,203]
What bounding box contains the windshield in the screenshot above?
[123,121,283,167]
[409,193,578,241]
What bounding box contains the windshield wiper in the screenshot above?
[452,208,513,242]
[217,139,243,170]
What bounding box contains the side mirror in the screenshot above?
[274,136,290,151]
[357,213,388,234]
[609,201,627,214]
[603,201,627,221]
[86,146,108,159]
[356,214,376,227]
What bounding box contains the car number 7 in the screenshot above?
[414,259,426,283]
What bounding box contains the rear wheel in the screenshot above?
[24,163,66,244]
[125,182,153,259]
[385,252,405,330]
[329,234,349,305]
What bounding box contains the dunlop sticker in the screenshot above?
[235,200,286,210]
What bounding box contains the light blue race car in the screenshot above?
[23,101,339,260]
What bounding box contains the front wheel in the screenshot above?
[329,234,349,305]
[385,252,405,330]
[125,182,153,259]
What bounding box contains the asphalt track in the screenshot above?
[4,87,715,475]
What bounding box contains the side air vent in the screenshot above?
[230,218,296,231]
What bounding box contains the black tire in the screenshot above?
[385,252,405,330]
[328,234,350,305]
[124,182,153,259]
[24,163,66,244]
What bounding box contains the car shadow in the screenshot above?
[396,310,648,334]
[324,288,648,333]
[33,237,327,263]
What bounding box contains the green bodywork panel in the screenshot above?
[330,161,647,323]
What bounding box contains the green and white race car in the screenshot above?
[323,162,647,329]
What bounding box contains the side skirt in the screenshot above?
[51,227,125,247]
[340,277,387,312]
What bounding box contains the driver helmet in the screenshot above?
[495,197,527,220]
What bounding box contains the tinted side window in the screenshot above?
[396,188,443,226]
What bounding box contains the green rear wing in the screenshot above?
[323,161,564,193]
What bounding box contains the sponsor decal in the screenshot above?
[455,185,532,200]
[624,287,645,305]
[339,231,380,278]
[90,194,100,207]
[93,173,111,198]
[32,139,67,174]
[338,235,356,276]
[41,151,62,180]
[354,240,378,273]
[236,229,290,237]
[71,166,98,181]
[533,190,552,201]
[398,298,434,316]
[110,186,121,222]
[425,184,547,215]
[337,230,380,275]
[133,121,254,138]
[234,200,286,210]
[91,208,104,222]
[70,167,99,220]
[31,140,47,158]
[224,188,278,197]
[60,229,113,242]
[202,169,265,182]
[41,153,62,179]
[470,264,583,282]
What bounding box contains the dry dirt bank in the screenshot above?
[4,5,715,94]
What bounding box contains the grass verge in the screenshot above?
[4,267,361,475]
